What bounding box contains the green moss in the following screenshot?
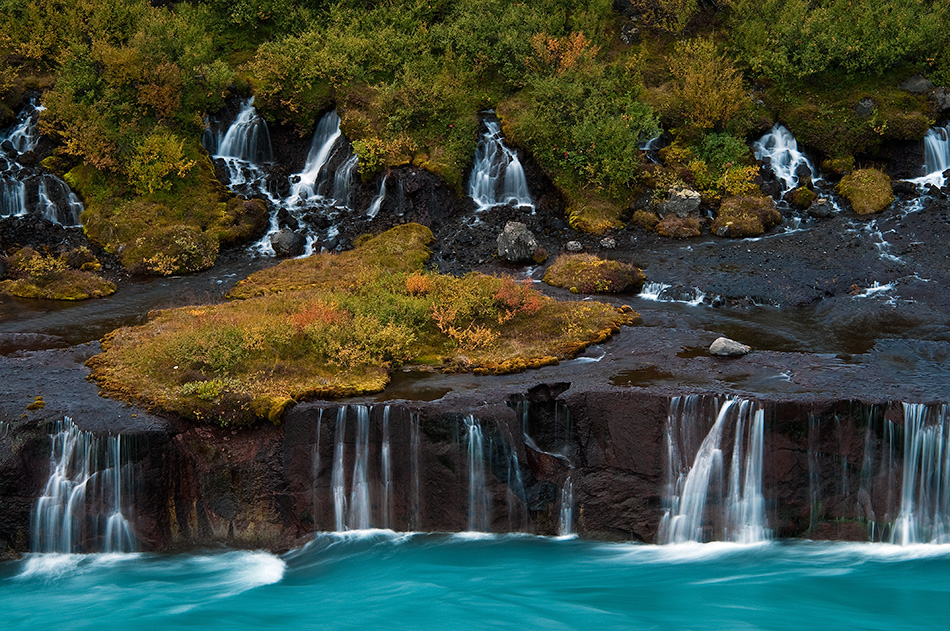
[789,186,817,209]
[712,195,782,237]
[88,224,636,427]
[543,254,645,294]
[631,209,660,230]
[837,168,894,215]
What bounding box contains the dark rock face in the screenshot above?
[270,229,305,257]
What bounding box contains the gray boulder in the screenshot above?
[854,97,875,118]
[271,229,305,257]
[807,197,834,219]
[496,221,539,263]
[566,240,583,252]
[931,87,950,114]
[709,336,751,357]
[899,74,935,94]
[658,187,701,218]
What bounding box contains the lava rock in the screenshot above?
[807,198,835,219]
[854,97,875,118]
[275,208,299,231]
[658,187,701,218]
[899,74,935,94]
[270,229,305,257]
[566,240,584,252]
[709,337,752,357]
[496,221,539,263]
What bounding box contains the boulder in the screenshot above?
[709,337,751,357]
[658,187,701,218]
[496,221,539,263]
[566,240,584,252]
[854,97,875,118]
[931,87,950,115]
[270,229,305,257]
[807,198,835,219]
[620,23,639,45]
[599,237,616,249]
[899,74,935,94]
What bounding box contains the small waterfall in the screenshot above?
[505,447,527,531]
[658,396,770,544]
[558,475,574,537]
[348,406,372,530]
[381,406,393,530]
[331,407,347,532]
[0,100,83,226]
[410,411,421,531]
[31,417,137,554]
[213,98,273,163]
[753,123,818,192]
[310,409,323,527]
[464,416,491,532]
[332,153,359,207]
[468,117,534,211]
[910,125,950,187]
[366,173,387,219]
[290,110,343,202]
[890,403,950,545]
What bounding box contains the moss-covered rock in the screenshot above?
[656,215,701,238]
[0,247,115,300]
[836,168,894,215]
[712,195,782,238]
[543,254,645,294]
[631,209,660,230]
[789,186,817,209]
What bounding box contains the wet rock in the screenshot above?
[807,198,834,219]
[794,163,813,187]
[931,87,950,115]
[566,240,583,252]
[854,97,875,118]
[270,229,305,257]
[709,337,751,357]
[16,151,36,167]
[658,187,701,218]
[600,237,616,249]
[899,74,935,94]
[496,221,539,263]
[892,180,919,197]
[275,207,299,231]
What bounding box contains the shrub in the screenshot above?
[127,129,197,196]
[632,209,660,230]
[543,254,646,294]
[0,247,116,300]
[837,168,894,215]
[712,195,782,237]
[661,38,748,132]
[656,215,701,238]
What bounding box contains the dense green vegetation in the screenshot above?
[88,224,635,425]
[1,0,948,263]
[0,246,115,299]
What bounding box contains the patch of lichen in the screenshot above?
[87,223,636,427]
[711,195,782,237]
[69,145,267,276]
[0,246,115,300]
[543,254,646,294]
[836,168,894,215]
[764,70,934,166]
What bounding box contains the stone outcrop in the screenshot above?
[657,187,701,218]
[496,221,539,262]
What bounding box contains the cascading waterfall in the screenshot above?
[31,417,137,554]
[889,403,950,545]
[753,123,818,193]
[348,406,372,530]
[332,154,359,208]
[290,110,343,202]
[381,406,393,530]
[213,98,273,163]
[0,99,83,225]
[310,410,323,527]
[909,124,950,188]
[366,173,387,219]
[331,407,348,532]
[464,415,491,532]
[658,396,770,544]
[468,117,534,211]
[410,411,421,531]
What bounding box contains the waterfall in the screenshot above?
[464,415,491,532]
[31,417,137,554]
[890,403,950,545]
[505,447,527,531]
[381,406,393,530]
[468,117,534,211]
[366,173,387,219]
[658,396,770,544]
[331,407,347,532]
[558,475,574,537]
[753,123,818,192]
[290,110,343,202]
[213,98,273,163]
[332,153,359,208]
[911,125,950,187]
[410,411,421,531]
[348,406,372,530]
[0,100,83,226]
[310,410,323,528]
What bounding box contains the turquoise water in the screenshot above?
[2,533,949,630]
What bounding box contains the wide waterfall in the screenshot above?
[0,98,84,226]
[31,417,137,554]
[658,396,769,544]
[468,116,534,211]
[753,123,818,193]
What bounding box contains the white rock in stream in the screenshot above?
[709,337,752,357]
